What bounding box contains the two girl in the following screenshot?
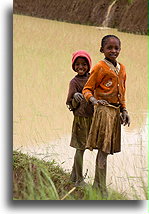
[66,35,130,196]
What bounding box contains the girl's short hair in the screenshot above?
[100,35,121,51]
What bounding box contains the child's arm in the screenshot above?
[82,64,103,101]
[83,65,109,105]
[66,81,82,111]
[83,69,98,101]
[119,69,130,127]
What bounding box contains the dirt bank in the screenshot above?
[13,0,147,34]
[108,0,148,34]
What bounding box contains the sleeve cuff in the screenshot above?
[83,92,93,101]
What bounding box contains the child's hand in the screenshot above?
[98,100,109,106]
[73,92,84,102]
[120,110,130,127]
[89,96,98,105]
[89,97,109,106]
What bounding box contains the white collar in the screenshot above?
[102,59,120,75]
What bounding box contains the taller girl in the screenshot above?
[82,35,130,197]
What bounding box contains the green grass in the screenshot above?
[13,150,72,200]
[116,0,134,4]
[126,0,133,4]
[13,150,129,200]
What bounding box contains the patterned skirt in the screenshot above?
[85,104,121,154]
[70,116,92,150]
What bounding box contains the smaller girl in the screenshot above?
[82,35,130,197]
[66,50,94,187]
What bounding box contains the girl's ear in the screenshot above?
[100,47,103,53]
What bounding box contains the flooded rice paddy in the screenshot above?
[13,14,148,199]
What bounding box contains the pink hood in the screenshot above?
[72,50,92,72]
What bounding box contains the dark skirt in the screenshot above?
[70,116,92,150]
[85,104,121,154]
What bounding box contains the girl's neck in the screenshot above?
[76,72,88,77]
[105,57,117,67]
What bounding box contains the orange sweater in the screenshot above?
[82,60,126,108]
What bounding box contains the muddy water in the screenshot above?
[13,14,148,199]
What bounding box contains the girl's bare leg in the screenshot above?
[70,149,85,184]
[93,150,108,197]
[70,149,84,185]
[70,160,76,182]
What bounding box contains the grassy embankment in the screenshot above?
[13,150,136,200]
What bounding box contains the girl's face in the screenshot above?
[74,57,89,75]
[102,37,121,62]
